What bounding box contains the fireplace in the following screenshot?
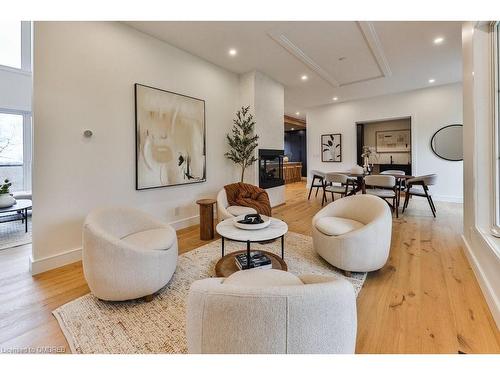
[259,149,284,189]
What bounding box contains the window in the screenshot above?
[0,111,31,192]
[0,21,22,69]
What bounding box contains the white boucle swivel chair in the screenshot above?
[82,207,178,301]
[186,269,357,354]
[216,188,257,221]
[312,194,392,273]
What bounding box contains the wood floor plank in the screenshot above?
[0,182,498,353]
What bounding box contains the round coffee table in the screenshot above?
[215,217,288,277]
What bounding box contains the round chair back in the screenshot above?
[364,174,396,188]
[380,170,405,175]
[325,173,349,184]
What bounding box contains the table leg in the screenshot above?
[246,240,251,269]
[25,208,28,233]
[221,236,225,257]
[281,235,284,259]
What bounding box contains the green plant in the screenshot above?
[0,179,12,195]
[225,106,259,182]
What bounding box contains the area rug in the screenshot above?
[0,216,31,251]
[53,232,366,354]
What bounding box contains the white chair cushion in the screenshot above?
[365,188,396,198]
[224,269,303,287]
[315,217,364,236]
[325,185,351,194]
[122,228,176,250]
[226,205,257,216]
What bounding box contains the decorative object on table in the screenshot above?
[0,179,15,208]
[360,146,378,173]
[225,106,259,182]
[233,214,271,230]
[430,124,463,161]
[283,155,289,163]
[196,199,217,240]
[223,182,272,216]
[234,251,272,270]
[350,165,364,174]
[135,83,206,190]
[321,134,342,162]
[375,129,411,153]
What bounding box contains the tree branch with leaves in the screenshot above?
[225,106,259,182]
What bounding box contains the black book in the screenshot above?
[235,251,272,270]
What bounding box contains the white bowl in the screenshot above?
[233,215,271,230]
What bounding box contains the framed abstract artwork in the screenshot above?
[321,134,342,162]
[135,83,206,190]
[375,129,411,153]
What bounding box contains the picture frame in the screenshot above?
[321,133,342,162]
[375,129,411,153]
[135,83,206,190]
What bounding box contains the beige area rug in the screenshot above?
[53,232,366,354]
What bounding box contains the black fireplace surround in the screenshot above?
[259,149,284,189]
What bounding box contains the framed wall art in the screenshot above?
[321,133,342,162]
[135,83,206,190]
[375,129,411,153]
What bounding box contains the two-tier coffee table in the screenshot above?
[214,217,288,277]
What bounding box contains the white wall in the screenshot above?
[240,70,285,206]
[461,22,500,329]
[32,21,241,273]
[306,83,463,202]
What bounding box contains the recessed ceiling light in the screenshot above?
[301,75,308,81]
[295,112,300,115]
[428,78,436,83]
[291,128,295,131]
[332,97,338,101]
[228,48,237,56]
[433,37,444,45]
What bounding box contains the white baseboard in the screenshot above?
[461,234,500,329]
[30,247,82,275]
[432,194,463,203]
[30,214,201,275]
[169,214,200,230]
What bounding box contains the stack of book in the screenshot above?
[235,251,272,270]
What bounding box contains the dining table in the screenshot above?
[326,171,415,208]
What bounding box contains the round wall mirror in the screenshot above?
[430,124,463,161]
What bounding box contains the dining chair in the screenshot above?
[381,170,406,206]
[364,175,398,217]
[308,170,326,200]
[402,174,438,217]
[322,173,355,206]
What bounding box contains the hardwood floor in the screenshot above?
[0,181,499,353]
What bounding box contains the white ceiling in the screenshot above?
[125,21,462,120]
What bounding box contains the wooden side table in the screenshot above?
[196,198,217,240]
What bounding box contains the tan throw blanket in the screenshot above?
[224,182,272,217]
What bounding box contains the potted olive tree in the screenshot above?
[0,179,16,208]
[225,106,259,182]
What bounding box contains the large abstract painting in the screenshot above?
[135,84,206,190]
[321,134,342,162]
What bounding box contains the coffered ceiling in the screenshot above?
[125,21,462,120]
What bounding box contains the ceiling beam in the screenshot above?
[284,115,306,127]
